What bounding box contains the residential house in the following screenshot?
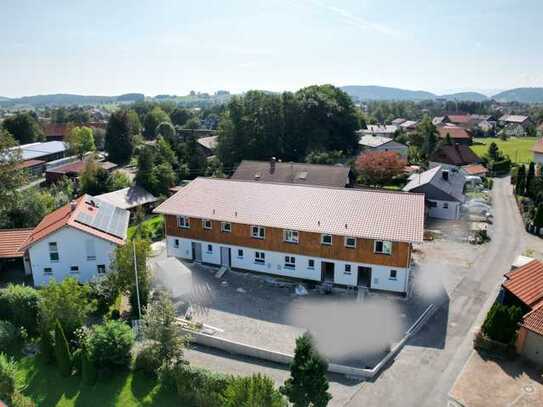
[358,125,398,137]
[532,138,543,166]
[231,159,354,188]
[432,116,450,127]
[499,114,532,129]
[19,195,130,286]
[403,166,466,220]
[154,178,425,293]
[358,134,408,159]
[196,135,218,158]
[45,158,117,184]
[501,260,543,365]
[95,185,158,216]
[42,122,69,141]
[447,114,476,129]
[429,144,481,170]
[399,120,418,132]
[461,164,488,178]
[437,125,473,145]
[390,118,407,126]
[501,123,528,137]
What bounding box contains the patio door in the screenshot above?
[220,247,231,267]
[192,242,202,262]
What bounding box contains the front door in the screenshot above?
[321,261,335,282]
[220,247,231,267]
[357,266,372,287]
[192,242,202,262]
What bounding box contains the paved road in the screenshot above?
[184,177,541,406]
[346,176,536,406]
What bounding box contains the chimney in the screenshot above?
[442,170,449,181]
[270,157,276,173]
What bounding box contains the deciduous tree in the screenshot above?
[143,107,171,140]
[356,151,406,187]
[2,112,43,144]
[105,111,135,164]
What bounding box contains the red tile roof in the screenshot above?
[522,302,543,336]
[462,164,488,176]
[46,160,117,176]
[438,126,473,140]
[503,260,543,307]
[21,195,127,250]
[14,159,45,170]
[155,177,426,243]
[532,138,543,154]
[0,229,34,258]
[447,115,473,125]
[43,123,69,137]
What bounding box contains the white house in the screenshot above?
[20,195,130,286]
[403,166,466,220]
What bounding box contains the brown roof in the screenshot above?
[231,160,351,188]
[155,177,425,243]
[14,159,45,170]
[43,123,69,137]
[503,260,543,307]
[21,195,129,250]
[522,302,543,336]
[437,126,473,140]
[430,144,480,166]
[0,228,33,258]
[532,138,543,154]
[447,115,473,125]
[462,164,488,176]
[47,160,117,175]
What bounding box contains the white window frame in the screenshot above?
[177,216,190,229]
[49,242,59,262]
[308,259,315,269]
[221,222,232,233]
[344,264,352,274]
[43,267,52,275]
[443,202,449,209]
[206,244,213,253]
[284,256,296,269]
[202,219,212,230]
[283,230,299,244]
[237,249,244,258]
[70,265,80,274]
[86,239,96,261]
[174,239,179,248]
[254,251,265,264]
[251,225,265,239]
[374,240,392,255]
[344,236,356,249]
[321,234,333,246]
[389,269,398,280]
[97,264,106,274]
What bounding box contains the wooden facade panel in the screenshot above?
[165,215,411,267]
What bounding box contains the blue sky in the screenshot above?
[1,0,542,97]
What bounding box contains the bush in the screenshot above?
[54,319,72,377]
[11,392,36,407]
[81,349,97,385]
[482,302,523,344]
[133,340,162,376]
[224,374,287,407]
[39,327,55,364]
[0,353,17,404]
[0,285,40,336]
[174,364,231,406]
[86,320,134,371]
[0,320,20,353]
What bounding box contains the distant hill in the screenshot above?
[439,92,488,102]
[492,87,543,103]
[0,93,145,107]
[341,85,436,101]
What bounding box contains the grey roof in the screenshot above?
[400,120,418,129]
[75,195,130,240]
[359,125,398,135]
[499,114,529,124]
[197,135,218,151]
[95,185,158,210]
[359,134,394,148]
[231,160,351,188]
[15,141,67,160]
[403,166,466,202]
[391,118,407,125]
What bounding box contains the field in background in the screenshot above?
[471,137,537,164]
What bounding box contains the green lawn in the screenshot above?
[16,356,178,407]
[471,137,538,164]
[127,215,164,240]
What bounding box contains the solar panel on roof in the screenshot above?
[74,198,128,239]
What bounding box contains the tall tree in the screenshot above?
[2,112,43,144]
[516,165,526,196]
[143,107,171,140]
[65,126,95,156]
[280,333,331,407]
[0,129,26,213]
[526,161,536,198]
[416,116,439,159]
[105,111,135,164]
[170,107,192,127]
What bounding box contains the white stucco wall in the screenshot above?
[428,199,461,220]
[166,236,409,293]
[28,226,118,286]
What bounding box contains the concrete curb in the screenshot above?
[182,303,438,378]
